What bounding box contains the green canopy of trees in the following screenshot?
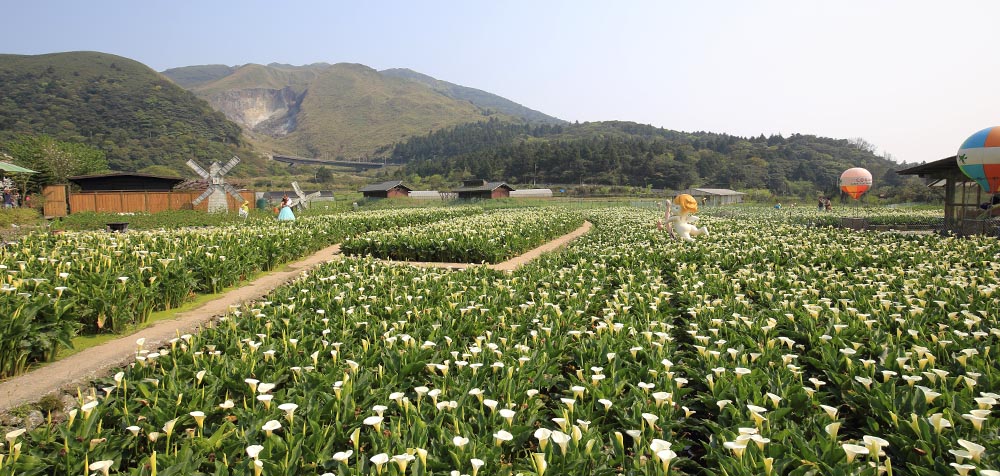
[392,119,921,199]
[1,134,107,190]
[0,52,264,175]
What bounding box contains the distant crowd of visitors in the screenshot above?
[2,189,29,208]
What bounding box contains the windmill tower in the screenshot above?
[290,181,322,209]
[187,156,245,213]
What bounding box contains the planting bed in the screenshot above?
[1,206,998,476]
[340,208,584,263]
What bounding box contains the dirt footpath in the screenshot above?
[0,221,591,413]
[0,244,342,413]
[395,221,591,271]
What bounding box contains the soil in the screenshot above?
[0,221,591,416]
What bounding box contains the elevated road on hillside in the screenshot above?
[271,154,389,169]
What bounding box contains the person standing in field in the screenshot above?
[277,195,296,221]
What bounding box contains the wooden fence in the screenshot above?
[42,186,255,217]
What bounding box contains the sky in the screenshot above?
[3,0,1000,164]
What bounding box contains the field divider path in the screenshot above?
[0,220,592,414]
[0,243,343,414]
[383,220,592,271]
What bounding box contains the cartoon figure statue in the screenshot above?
[659,193,709,242]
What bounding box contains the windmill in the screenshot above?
[187,156,245,213]
[289,181,321,209]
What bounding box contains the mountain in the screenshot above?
[391,119,911,197]
[379,68,563,125]
[0,51,264,175]
[158,64,237,89]
[161,62,561,160]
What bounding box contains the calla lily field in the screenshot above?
[1,204,998,476]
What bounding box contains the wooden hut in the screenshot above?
[453,179,514,199]
[359,181,411,199]
[897,156,998,236]
[42,172,253,217]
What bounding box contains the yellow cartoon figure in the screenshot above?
[660,193,709,242]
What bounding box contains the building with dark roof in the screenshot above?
[452,179,514,199]
[68,172,186,192]
[897,156,994,235]
[359,180,412,198]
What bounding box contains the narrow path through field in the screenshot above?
[393,220,591,271]
[0,220,591,413]
[0,244,342,413]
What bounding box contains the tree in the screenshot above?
[848,137,877,154]
[2,134,108,187]
[314,166,333,183]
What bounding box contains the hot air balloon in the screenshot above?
[840,167,873,200]
[957,126,1000,194]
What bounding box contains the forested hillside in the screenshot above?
[0,51,265,175]
[393,119,914,197]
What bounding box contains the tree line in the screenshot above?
[391,119,925,199]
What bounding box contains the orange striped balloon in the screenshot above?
[840,168,872,200]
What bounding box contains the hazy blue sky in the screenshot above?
[3,0,998,164]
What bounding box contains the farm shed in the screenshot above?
[359,181,412,199]
[42,173,253,217]
[510,188,553,198]
[453,179,514,199]
[678,188,746,206]
[897,156,997,236]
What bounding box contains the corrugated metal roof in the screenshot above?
[358,180,411,192]
[452,182,514,192]
[510,189,553,197]
[408,190,441,197]
[68,172,185,182]
[681,188,745,196]
[896,156,966,178]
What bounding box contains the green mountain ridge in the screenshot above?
[0,51,266,175]
[163,62,515,159]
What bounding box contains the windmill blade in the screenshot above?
[305,191,322,206]
[291,181,305,199]
[222,183,246,202]
[297,191,322,209]
[191,187,214,206]
[287,197,302,208]
[186,160,210,179]
[217,156,241,176]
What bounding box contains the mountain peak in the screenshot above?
[162,62,563,159]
